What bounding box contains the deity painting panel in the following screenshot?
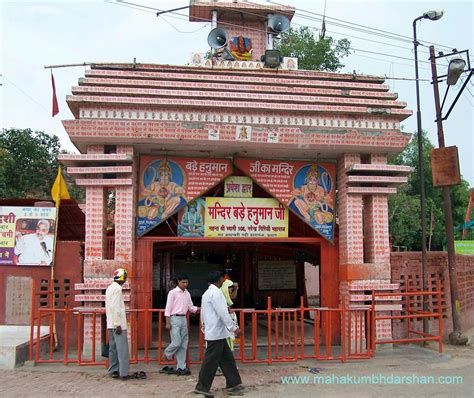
[288,164,335,240]
[229,35,253,61]
[137,159,187,236]
[177,198,206,237]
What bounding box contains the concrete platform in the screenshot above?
[0,325,50,369]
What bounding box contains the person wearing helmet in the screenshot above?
[106,268,130,379]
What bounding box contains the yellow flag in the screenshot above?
[51,166,70,207]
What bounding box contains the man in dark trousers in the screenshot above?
[105,268,130,379]
[194,271,244,397]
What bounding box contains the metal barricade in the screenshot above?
[30,292,377,366]
[371,280,443,353]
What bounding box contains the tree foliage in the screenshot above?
[389,132,470,250]
[0,128,84,202]
[275,26,351,71]
[1,128,60,199]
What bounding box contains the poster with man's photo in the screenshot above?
[0,207,57,266]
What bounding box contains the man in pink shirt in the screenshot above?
[161,273,198,375]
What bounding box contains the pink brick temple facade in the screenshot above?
[60,1,412,349]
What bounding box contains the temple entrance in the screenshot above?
[152,241,320,310]
[136,170,340,342]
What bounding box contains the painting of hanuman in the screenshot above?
[141,160,186,221]
[291,165,334,225]
[229,35,252,61]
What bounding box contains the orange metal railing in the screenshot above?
[30,283,444,367]
[371,280,443,353]
[30,293,375,366]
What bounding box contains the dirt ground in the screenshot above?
[1,343,473,398]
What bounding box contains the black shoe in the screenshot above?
[159,366,175,375]
[109,371,120,379]
[193,389,214,397]
[176,368,191,376]
[227,384,245,396]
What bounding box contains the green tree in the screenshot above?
[389,189,421,249]
[389,131,470,250]
[1,128,60,199]
[0,128,84,202]
[275,26,351,71]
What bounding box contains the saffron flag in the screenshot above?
[51,71,59,117]
[51,166,70,207]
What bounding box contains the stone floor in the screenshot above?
[1,341,473,397]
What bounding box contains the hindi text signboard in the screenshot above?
[224,176,253,198]
[205,198,288,238]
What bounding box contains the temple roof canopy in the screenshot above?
[63,63,412,157]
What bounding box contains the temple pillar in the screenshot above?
[337,154,363,266]
[338,152,400,352]
[114,146,136,263]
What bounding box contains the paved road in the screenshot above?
[1,344,473,397]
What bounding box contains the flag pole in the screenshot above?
[50,202,60,350]
[50,166,71,350]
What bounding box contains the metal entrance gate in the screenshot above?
[29,283,443,366]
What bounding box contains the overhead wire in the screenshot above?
[108,0,468,83]
[109,0,211,33]
[159,16,210,34]
[240,0,436,61]
[263,0,461,53]
[109,1,433,82]
[105,0,156,14]
[246,0,474,66]
[240,0,432,56]
[2,75,52,116]
[113,0,470,64]
[110,0,435,66]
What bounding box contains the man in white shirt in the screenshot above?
[105,268,130,379]
[194,271,244,397]
[14,219,53,265]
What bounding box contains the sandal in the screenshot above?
[122,372,141,380]
[138,371,147,379]
[308,367,322,374]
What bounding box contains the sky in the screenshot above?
[1,0,473,185]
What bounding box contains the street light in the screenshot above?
[422,10,444,20]
[412,9,443,335]
[429,45,469,345]
[446,58,466,85]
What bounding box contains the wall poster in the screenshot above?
[0,207,57,266]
